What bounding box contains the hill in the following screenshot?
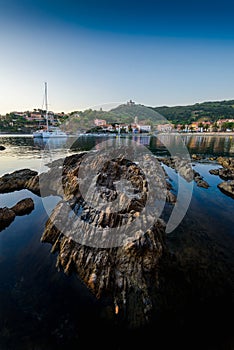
[149,99,234,124]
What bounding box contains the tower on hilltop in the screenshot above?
[127,99,135,106]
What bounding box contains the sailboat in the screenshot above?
[33,82,67,139]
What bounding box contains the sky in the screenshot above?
[0,0,234,114]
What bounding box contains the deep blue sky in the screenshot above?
[0,0,234,113]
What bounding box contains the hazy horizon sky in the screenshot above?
[0,0,234,114]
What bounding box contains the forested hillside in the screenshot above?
[150,99,234,124]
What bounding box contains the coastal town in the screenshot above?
[0,110,234,134]
[0,100,234,134]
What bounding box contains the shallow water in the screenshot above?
[0,134,233,349]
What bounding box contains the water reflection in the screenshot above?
[0,134,233,162]
[33,137,69,150]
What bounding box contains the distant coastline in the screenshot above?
[159,131,234,136]
[0,131,234,137]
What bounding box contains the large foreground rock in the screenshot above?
[42,214,167,329]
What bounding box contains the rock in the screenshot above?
[0,198,35,232]
[217,156,234,170]
[159,156,194,182]
[11,198,34,215]
[166,191,177,203]
[191,154,203,160]
[0,145,6,151]
[209,169,219,176]
[42,214,167,329]
[209,167,234,181]
[0,207,16,230]
[193,171,210,188]
[0,169,38,193]
[37,151,171,328]
[218,180,234,199]
[209,157,234,181]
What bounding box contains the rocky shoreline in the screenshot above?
[0,151,233,336]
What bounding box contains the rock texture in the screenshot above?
[42,217,167,328]
[0,198,34,231]
[209,156,234,181]
[11,198,34,215]
[38,151,175,328]
[158,156,210,188]
[158,156,194,182]
[218,180,234,199]
[209,156,234,198]
[0,169,38,193]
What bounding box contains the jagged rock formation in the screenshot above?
[39,150,173,328]
[42,218,167,328]
[0,151,176,328]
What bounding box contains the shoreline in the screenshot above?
[0,131,234,137]
[164,131,234,136]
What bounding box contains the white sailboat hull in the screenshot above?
[41,130,68,138]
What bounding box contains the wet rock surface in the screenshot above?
[209,156,234,180]
[11,198,34,216]
[157,156,210,188]
[0,198,35,231]
[218,180,234,198]
[209,156,234,197]
[193,170,210,188]
[157,156,194,182]
[0,169,38,193]
[0,145,6,151]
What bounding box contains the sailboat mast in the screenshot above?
[45,82,49,131]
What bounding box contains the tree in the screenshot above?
[204,124,209,132]
[198,122,203,132]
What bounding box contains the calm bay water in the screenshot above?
[0,134,233,349]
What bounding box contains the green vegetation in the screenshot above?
[150,99,234,124]
[1,99,234,133]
